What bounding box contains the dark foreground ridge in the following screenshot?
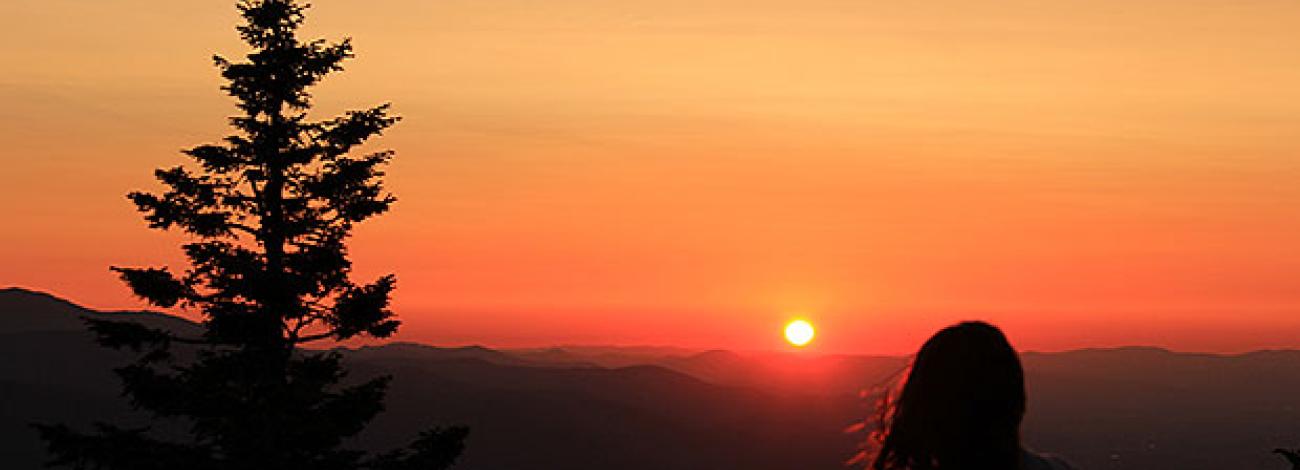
[3,287,1300,469]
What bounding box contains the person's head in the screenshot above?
[870,321,1026,470]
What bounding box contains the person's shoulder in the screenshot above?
[1022,448,1079,470]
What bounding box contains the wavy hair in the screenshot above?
[868,321,1026,470]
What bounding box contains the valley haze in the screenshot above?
[3,287,1299,469]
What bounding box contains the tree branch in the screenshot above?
[292,329,339,344]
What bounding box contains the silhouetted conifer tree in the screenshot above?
[34,1,467,468]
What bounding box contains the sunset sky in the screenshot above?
[3,0,1300,354]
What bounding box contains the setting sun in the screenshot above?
[6,0,1300,468]
[784,320,815,347]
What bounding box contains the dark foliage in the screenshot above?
[33,1,466,468]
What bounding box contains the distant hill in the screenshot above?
[0,287,200,336]
[0,288,194,466]
[2,287,1300,469]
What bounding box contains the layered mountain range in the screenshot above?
[2,287,1297,469]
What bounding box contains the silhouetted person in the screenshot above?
[869,321,1075,470]
[1275,448,1300,469]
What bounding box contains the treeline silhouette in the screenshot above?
[31,1,466,468]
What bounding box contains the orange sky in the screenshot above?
[3,0,1300,354]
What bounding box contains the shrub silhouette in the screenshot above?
[33,1,467,468]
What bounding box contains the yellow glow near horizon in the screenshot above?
[5,0,1300,354]
[784,319,815,347]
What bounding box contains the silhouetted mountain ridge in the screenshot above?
[4,288,1300,469]
[0,287,200,336]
